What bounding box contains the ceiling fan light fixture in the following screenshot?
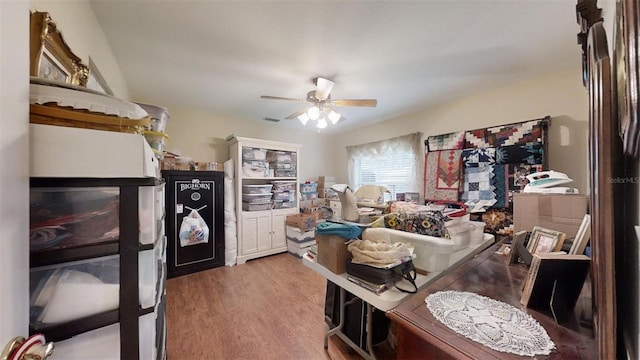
[316,118,328,129]
[328,110,341,124]
[297,113,309,125]
[307,106,320,120]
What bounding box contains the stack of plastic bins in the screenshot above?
[267,150,297,178]
[242,184,273,211]
[242,147,268,177]
[272,180,297,209]
[300,182,319,201]
[135,102,170,160]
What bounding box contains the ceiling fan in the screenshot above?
[260,77,377,128]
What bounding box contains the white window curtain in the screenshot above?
[346,132,423,200]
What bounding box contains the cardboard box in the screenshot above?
[285,225,315,243]
[300,199,325,209]
[302,206,323,220]
[318,176,336,183]
[285,213,316,231]
[316,234,352,274]
[513,193,588,238]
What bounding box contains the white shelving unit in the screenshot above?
[228,137,301,264]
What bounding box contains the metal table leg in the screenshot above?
[324,287,378,360]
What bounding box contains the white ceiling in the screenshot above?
[90,0,582,134]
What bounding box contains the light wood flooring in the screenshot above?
[166,253,394,360]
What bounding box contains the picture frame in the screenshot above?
[30,11,88,86]
[569,214,591,255]
[87,57,114,96]
[613,0,640,157]
[507,230,528,265]
[527,226,566,255]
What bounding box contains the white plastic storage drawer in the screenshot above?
[273,200,293,209]
[242,147,267,160]
[139,185,156,245]
[242,193,273,204]
[139,237,164,309]
[242,202,272,211]
[266,150,295,163]
[271,181,296,191]
[49,313,158,360]
[272,191,295,201]
[155,183,165,221]
[139,311,158,360]
[50,323,120,359]
[29,255,119,326]
[242,184,273,194]
[29,187,119,251]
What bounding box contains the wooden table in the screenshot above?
[387,242,595,359]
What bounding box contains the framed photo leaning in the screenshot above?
[508,230,529,264]
[569,214,591,255]
[527,226,566,255]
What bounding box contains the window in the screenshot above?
[347,133,423,201]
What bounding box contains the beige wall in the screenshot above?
[2,0,30,344]
[30,0,130,99]
[163,106,332,183]
[329,67,589,194]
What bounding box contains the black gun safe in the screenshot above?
[163,170,224,278]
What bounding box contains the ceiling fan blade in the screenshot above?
[260,95,305,103]
[315,77,335,101]
[284,107,309,120]
[329,99,377,107]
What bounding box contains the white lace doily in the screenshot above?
[425,290,555,357]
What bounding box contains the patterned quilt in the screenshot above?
[425,117,549,230]
[424,149,463,201]
[426,131,465,151]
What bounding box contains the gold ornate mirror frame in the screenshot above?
[29,11,88,86]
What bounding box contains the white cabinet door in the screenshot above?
[241,212,272,255]
[271,212,289,249]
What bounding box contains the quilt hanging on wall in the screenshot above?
[424,149,463,202]
[424,117,550,235]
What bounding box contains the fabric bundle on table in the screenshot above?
[316,221,362,239]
